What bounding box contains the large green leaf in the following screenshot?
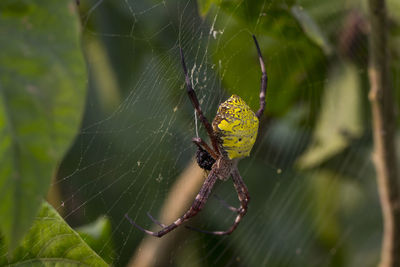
[297,62,363,168]
[290,5,333,56]
[0,0,86,249]
[0,201,108,266]
[76,216,115,264]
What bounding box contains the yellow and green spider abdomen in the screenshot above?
[212,95,259,159]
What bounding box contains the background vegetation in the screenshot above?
[1,0,400,266]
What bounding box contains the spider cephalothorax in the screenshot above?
[125,35,267,237]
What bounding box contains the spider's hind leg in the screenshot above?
[126,169,219,237]
[186,167,250,236]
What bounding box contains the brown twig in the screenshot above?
[368,0,400,266]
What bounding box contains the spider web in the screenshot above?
[49,0,397,266]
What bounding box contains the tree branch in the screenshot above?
[368,0,400,266]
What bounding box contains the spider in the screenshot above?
[125,35,267,237]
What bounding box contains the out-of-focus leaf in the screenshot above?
[84,36,121,112]
[0,0,86,249]
[290,5,333,56]
[297,62,363,168]
[76,216,115,264]
[0,201,108,266]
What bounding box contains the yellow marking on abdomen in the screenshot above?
[212,95,259,159]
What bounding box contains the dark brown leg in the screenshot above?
[179,48,220,155]
[252,35,268,119]
[126,169,219,237]
[186,166,250,235]
[192,137,218,160]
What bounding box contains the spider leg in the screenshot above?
[126,169,219,238]
[180,48,220,155]
[186,167,250,236]
[192,137,218,160]
[252,35,268,119]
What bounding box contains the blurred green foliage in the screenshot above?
[0,201,108,266]
[0,0,400,266]
[0,0,86,250]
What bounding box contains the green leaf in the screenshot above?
[0,0,86,249]
[290,5,333,56]
[76,216,115,264]
[297,62,363,168]
[0,201,108,266]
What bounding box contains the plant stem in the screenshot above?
[368,0,400,266]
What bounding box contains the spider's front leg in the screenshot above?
[192,137,217,159]
[252,35,268,119]
[180,48,220,155]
